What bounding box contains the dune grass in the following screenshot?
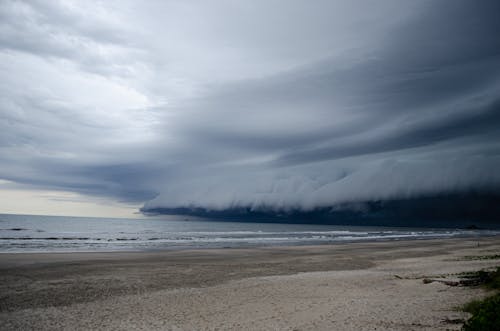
[461,267,500,331]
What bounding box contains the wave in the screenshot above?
[0,229,494,243]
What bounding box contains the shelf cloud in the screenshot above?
[1,0,499,216]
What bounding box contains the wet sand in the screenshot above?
[1,237,499,330]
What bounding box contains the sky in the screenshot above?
[0,0,500,218]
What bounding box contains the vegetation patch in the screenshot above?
[458,267,500,289]
[460,267,500,331]
[461,293,500,331]
[461,254,500,261]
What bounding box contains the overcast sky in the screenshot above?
[1,0,499,217]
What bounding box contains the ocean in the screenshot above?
[0,213,498,253]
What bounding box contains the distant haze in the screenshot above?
[1,1,499,218]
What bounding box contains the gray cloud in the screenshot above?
[0,0,499,215]
[0,0,145,78]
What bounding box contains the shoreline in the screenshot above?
[1,236,500,330]
[1,235,498,266]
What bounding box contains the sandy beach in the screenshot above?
[1,237,499,330]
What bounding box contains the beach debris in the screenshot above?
[423,277,491,287]
[423,278,460,286]
[441,317,465,324]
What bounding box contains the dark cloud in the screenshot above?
[274,96,500,166]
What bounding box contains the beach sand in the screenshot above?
[1,237,499,330]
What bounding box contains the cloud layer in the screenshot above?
[1,0,500,215]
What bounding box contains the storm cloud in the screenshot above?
[1,0,499,216]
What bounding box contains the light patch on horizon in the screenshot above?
[0,180,142,218]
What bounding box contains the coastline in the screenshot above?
[3,213,498,254]
[1,236,500,330]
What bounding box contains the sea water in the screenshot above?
[0,213,498,253]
